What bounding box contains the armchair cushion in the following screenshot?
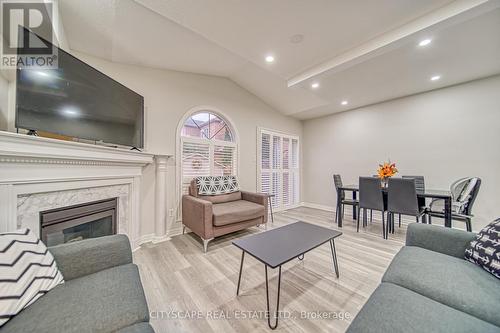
[195,176,240,195]
[212,200,265,226]
[199,191,242,204]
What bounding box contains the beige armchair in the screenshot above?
[182,180,268,252]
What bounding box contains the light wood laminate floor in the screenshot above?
[134,207,407,333]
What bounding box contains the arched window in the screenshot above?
[179,110,238,194]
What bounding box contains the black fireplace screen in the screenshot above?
[40,198,117,247]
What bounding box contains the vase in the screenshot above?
[381,178,388,188]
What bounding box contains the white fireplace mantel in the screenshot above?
[0,131,159,250]
[0,130,154,167]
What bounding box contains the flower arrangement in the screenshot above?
[377,161,398,180]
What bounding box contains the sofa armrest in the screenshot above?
[241,191,268,223]
[182,195,214,239]
[406,223,476,259]
[49,234,132,281]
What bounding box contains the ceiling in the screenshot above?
[58,0,500,119]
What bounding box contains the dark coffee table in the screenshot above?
[232,221,342,329]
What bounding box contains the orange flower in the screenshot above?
[377,161,398,179]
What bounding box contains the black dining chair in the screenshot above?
[333,174,358,225]
[402,175,426,224]
[387,178,426,238]
[426,177,481,232]
[358,177,386,238]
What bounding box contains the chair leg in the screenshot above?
[356,206,361,232]
[382,212,386,239]
[398,214,401,227]
[427,214,432,224]
[370,210,373,223]
[334,203,339,225]
[386,213,391,239]
[342,205,345,219]
[202,238,213,253]
[466,218,472,232]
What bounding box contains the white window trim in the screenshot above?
[175,106,240,221]
[257,127,300,212]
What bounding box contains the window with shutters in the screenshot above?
[180,111,237,195]
[258,128,299,211]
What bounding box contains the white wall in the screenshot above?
[303,75,500,231]
[71,52,303,236]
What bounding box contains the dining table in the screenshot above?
[336,184,453,228]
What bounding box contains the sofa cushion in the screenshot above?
[465,218,500,279]
[199,191,242,204]
[382,246,500,327]
[1,263,149,333]
[346,282,500,333]
[0,228,64,327]
[212,200,264,227]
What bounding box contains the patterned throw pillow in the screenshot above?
[0,229,64,326]
[464,219,500,279]
[196,176,240,195]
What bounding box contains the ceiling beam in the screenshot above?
[287,0,494,87]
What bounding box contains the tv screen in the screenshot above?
[15,40,144,148]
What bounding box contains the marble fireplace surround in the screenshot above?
[0,131,168,250]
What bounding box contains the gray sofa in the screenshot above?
[347,223,500,333]
[1,235,153,333]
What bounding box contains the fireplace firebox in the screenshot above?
[40,198,117,246]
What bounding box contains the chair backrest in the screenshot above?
[359,177,384,211]
[387,178,419,216]
[333,174,345,200]
[450,177,469,200]
[458,177,482,215]
[402,175,425,192]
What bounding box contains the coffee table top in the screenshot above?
[232,221,342,268]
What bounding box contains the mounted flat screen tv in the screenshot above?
[15,33,144,148]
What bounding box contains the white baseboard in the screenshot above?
[300,202,335,212]
[300,202,420,226]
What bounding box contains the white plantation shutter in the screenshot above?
[181,140,211,194]
[258,129,299,211]
[213,145,237,176]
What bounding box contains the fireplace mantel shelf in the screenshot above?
[0,130,157,166]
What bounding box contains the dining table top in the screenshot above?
[339,184,452,199]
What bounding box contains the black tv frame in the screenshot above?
[15,28,145,149]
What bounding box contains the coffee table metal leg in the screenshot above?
[236,251,245,295]
[330,239,340,278]
[265,265,282,330]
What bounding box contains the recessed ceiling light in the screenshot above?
[290,34,304,44]
[419,39,432,47]
[341,100,348,105]
[311,82,320,89]
[265,55,275,63]
[430,75,441,81]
